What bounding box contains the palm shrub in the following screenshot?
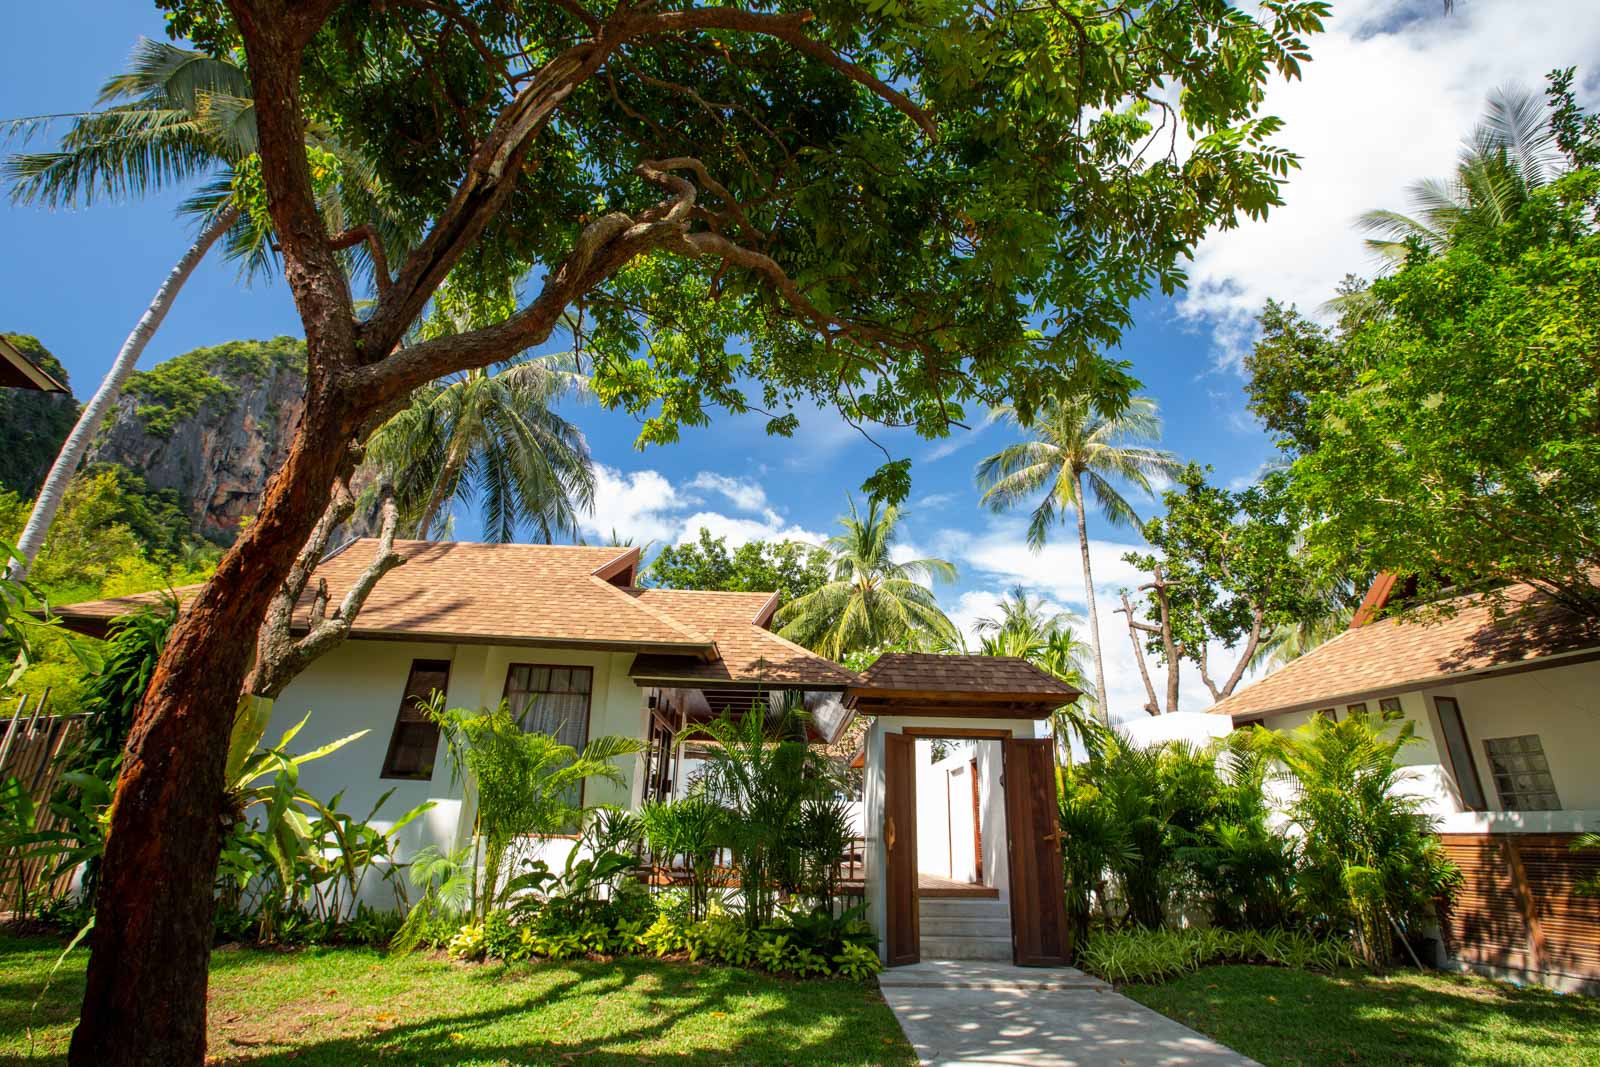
[425,693,644,922]
[794,796,856,913]
[1264,710,1460,966]
[689,701,837,928]
[1178,731,1297,931]
[638,795,724,921]
[1055,763,1133,956]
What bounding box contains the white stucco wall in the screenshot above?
[1252,658,1600,835]
[915,742,983,884]
[265,638,650,907]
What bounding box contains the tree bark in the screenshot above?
[1071,472,1109,725]
[1118,591,1162,717]
[6,207,238,580]
[68,390,358,1066]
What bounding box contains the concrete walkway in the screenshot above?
[879,960,1260,1067]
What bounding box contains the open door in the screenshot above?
[1004,737,1070,965]
[884,731,919,966]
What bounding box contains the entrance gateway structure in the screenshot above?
[848,653,1078,967]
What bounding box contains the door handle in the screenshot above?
[886,817,897,851]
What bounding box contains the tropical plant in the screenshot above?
[1055,763,1133,957]
[1,39,403,580]
[638,795,724,922]
[425,694,643,922]
[978,396,1181,721]
[364,349,594,543]
[1358,85,1563,263]
[774,497,957,659]
[73,600,177,768]
[687,702,838,928]
[1573,833,1600,898]
[1262,710,1460,966]
[648,528,832,606]
[974,585,1100,755]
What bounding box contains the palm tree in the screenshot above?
[976,396,1181,722]
[364,352,595,542]
[975,585,1099,756]
[775,497,958,659]
[2,39,402,579]
[1358,85,1562,264]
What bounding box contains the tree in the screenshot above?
[364,352,594,542]
[1358,84,1563,264]
[72,1,1324,1059]
[2,39,403,580]
[775,497,957,659]
[977,396,1181,721]
[975,585,1099,754]
[648,528,830,606]
[1241,299,1359,458]
[1121,466,1315,714]
[1291,72,1600,620]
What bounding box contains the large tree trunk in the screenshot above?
[6,208,238,581]
[1071,472,1109,725]
[67,392,354,1067]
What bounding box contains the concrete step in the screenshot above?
[920,915,1012,939]
[920,934,1013,961]
[919,897,1009,920]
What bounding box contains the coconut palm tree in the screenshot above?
[774,497,957,659]
[976,396,1180,722]
[975,585,1099,756]
[1,39,404,579]
[1358,84,1562,264]
[363,352,595,543]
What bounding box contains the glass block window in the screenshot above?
[504,665,594,750]
[1483,735,1562,812]
[381,659,451,780]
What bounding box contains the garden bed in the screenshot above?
[0,935,915,1065]
[1124,963,1600,1067]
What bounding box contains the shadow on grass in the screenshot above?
[1126,964,1600,1067]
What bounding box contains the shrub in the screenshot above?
[1080,926,1358,985]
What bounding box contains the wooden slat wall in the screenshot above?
[0,710,87,910]
[1439,832,1600,982]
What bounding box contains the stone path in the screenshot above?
[879,960,1260,1067]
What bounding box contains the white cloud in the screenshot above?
[686,472,769,513]
[577,464,825,549]
[1179,0,1600,368]
[913,492,957,510]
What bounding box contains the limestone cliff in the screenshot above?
[86,337,307,542]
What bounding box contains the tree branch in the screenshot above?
[1117,591,1162,716]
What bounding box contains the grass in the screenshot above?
[1124,963,1600,1067]
[0,934,916,1065]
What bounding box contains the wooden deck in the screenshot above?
[917,872,999,899]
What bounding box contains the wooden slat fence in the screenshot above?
[1439,832,1600,986]
[0,694,87,913]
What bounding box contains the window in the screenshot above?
[1346,702,1369,716]
[503,665,594,749]
[1378,698,1403,713]
[1432,696,1486,811]
[1483,735,1562,812]
[381,659,451,780]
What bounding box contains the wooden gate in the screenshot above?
[883,731,919,965]
[1003,737,1070,965]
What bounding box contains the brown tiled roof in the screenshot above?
[1209,581,1600,719]
[850,653,1079,700]
[626,589,860,688]
[53,540,713,654]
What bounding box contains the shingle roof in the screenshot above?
[1209,581,1600,719]
[53,540,713,654]
[851,653,1079,700]
[626,589,861,688]
[49,540,860,686]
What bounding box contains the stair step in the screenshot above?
[920,917,1012,938]
[920,934,1013,961]
[919,898,1009,919]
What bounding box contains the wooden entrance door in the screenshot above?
[884,731,919,965]
[1003,737,1070,965]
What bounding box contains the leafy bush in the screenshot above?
[1080,926,1358,984]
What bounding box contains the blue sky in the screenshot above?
[3,1,1598,719]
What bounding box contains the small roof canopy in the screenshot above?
[0,336,68,393]
[846,652,1079,719]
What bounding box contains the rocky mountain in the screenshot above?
[85,337,308,543]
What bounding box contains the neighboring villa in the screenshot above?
[1207,575,1600,993]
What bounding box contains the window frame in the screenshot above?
[1482,734,1562,812]
[380,658,453,781]
[1431,695,1487,812]
[501,662,598,809]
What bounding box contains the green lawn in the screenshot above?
[1124,964,1600,1067]
[0,935,915,1066]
